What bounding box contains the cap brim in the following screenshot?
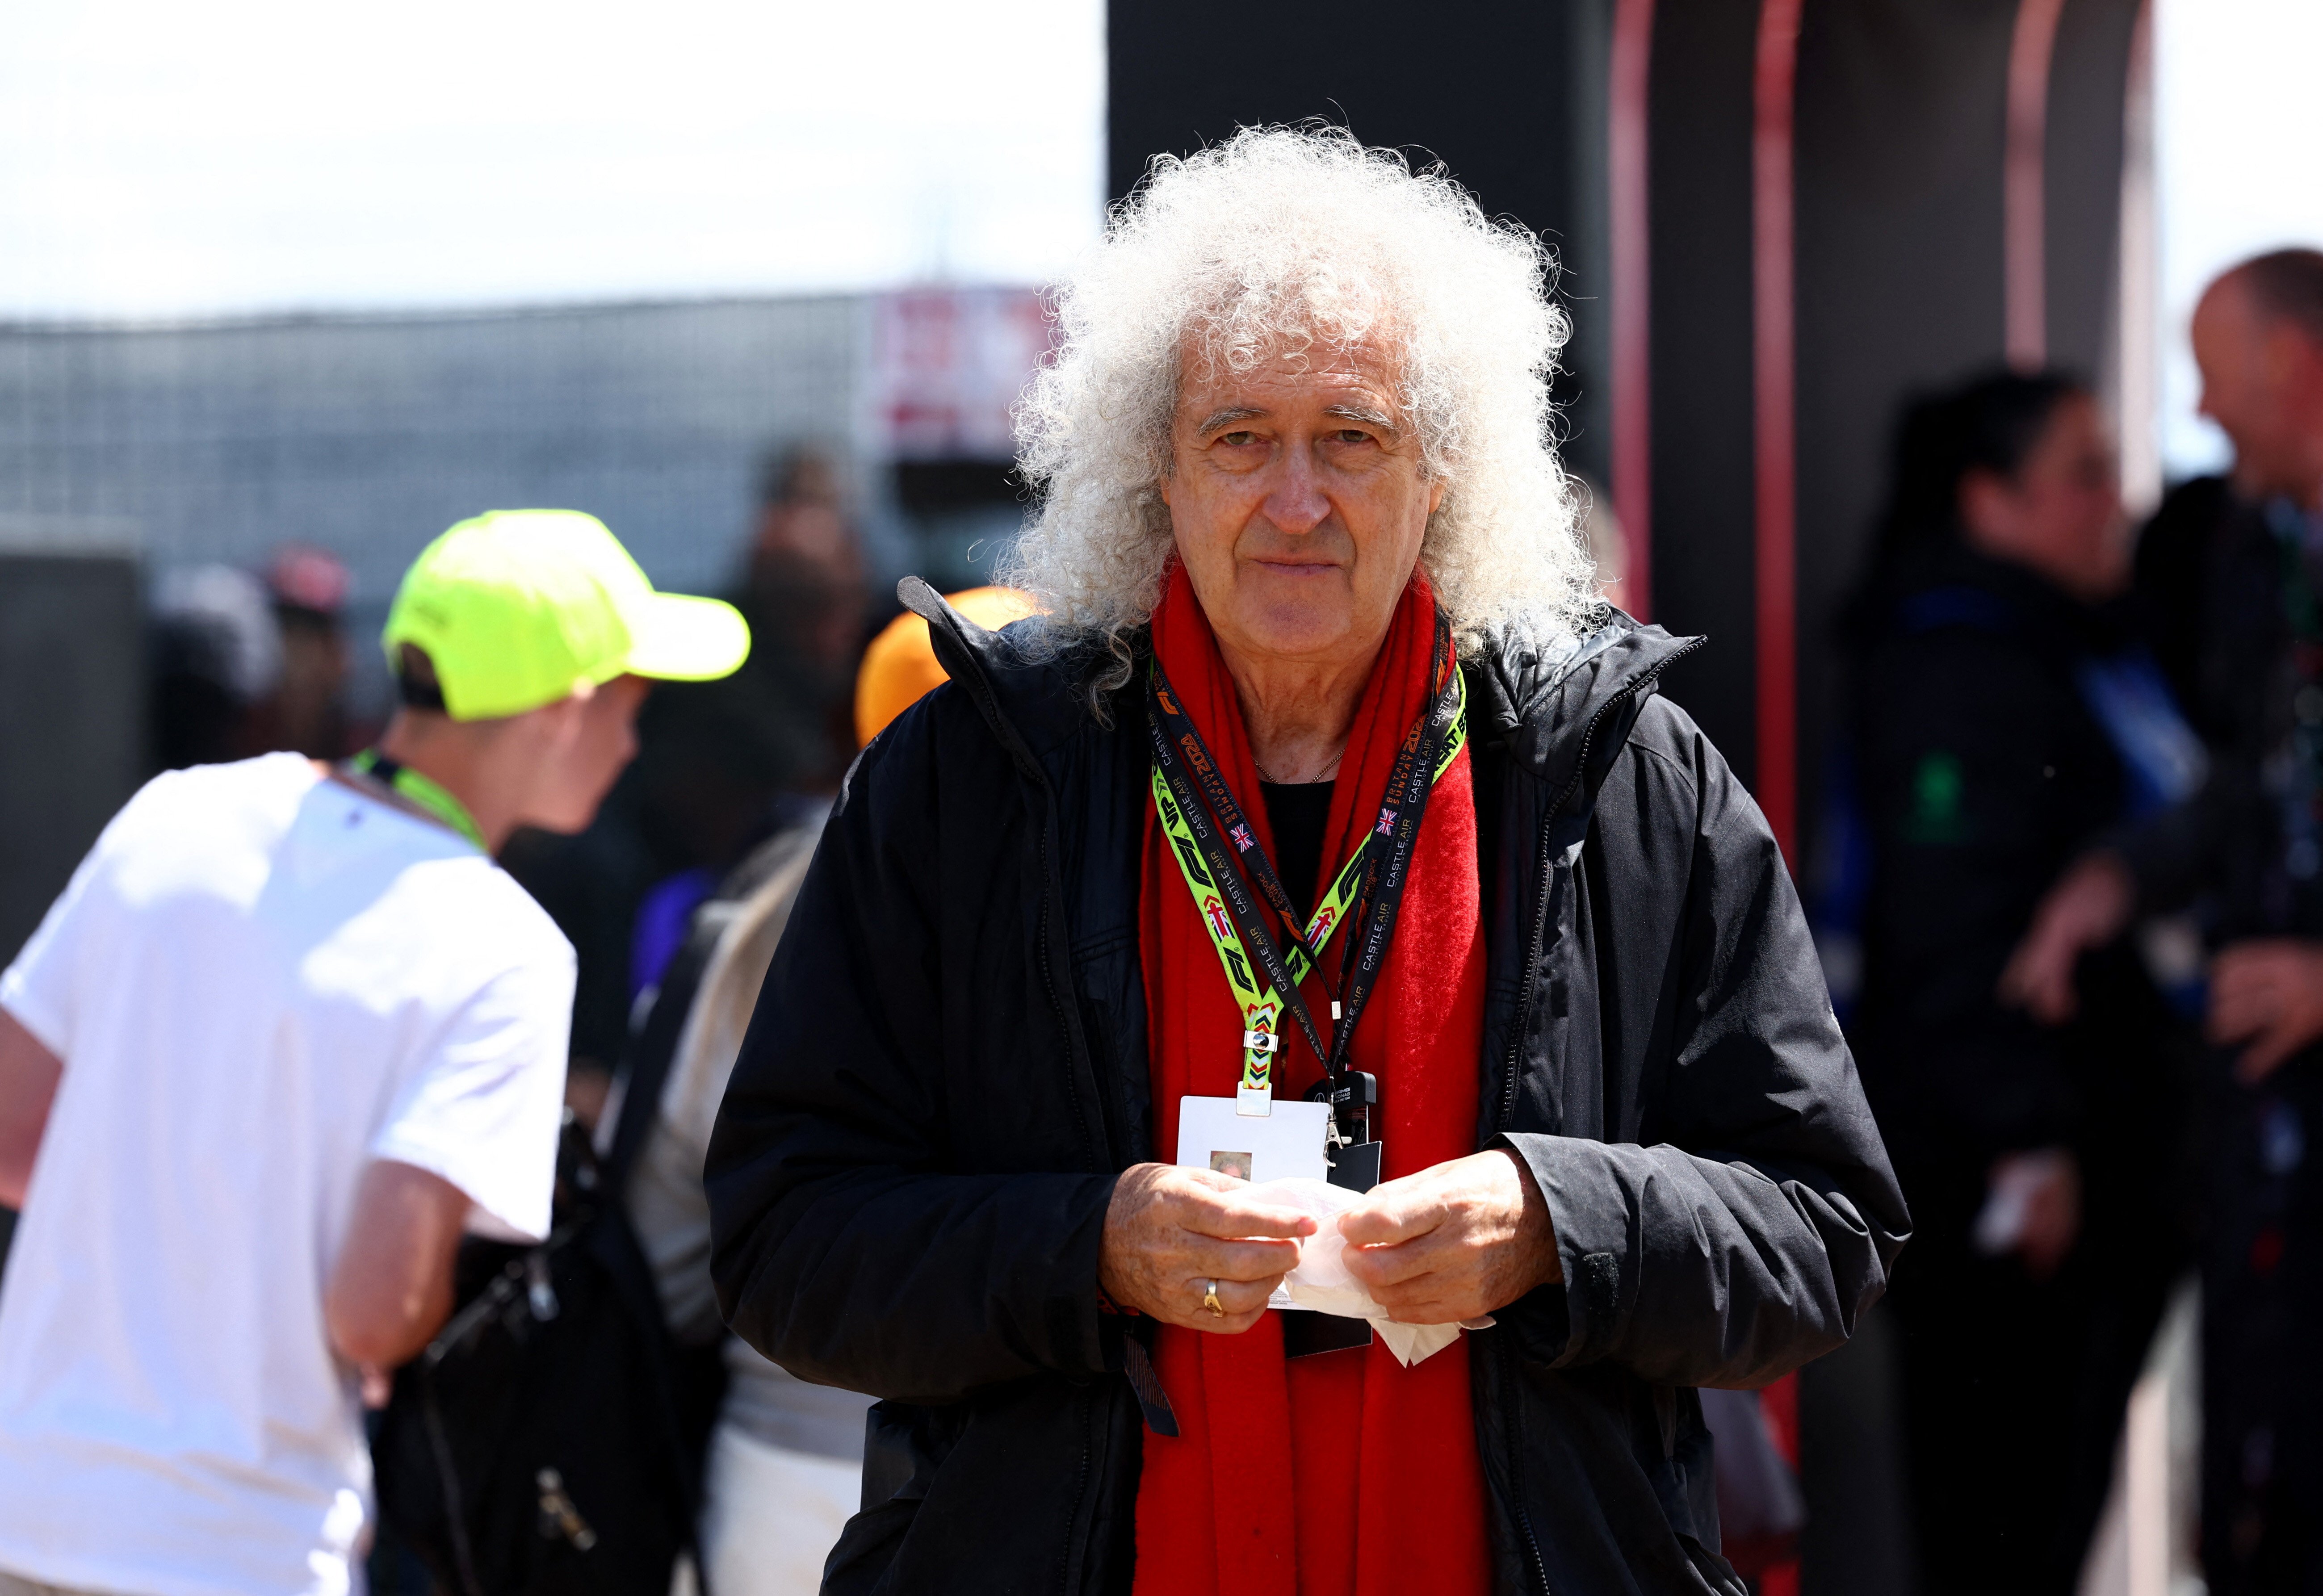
[621,592,751,682]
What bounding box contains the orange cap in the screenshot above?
[853,585,1037,746]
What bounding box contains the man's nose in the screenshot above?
[1260,447,1331,536]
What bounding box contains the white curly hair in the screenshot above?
[1002,123,1597,697]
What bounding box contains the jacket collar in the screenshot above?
[902,576,1702,817]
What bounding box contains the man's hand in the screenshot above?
[1337,1149,1560,1326]
[2209,938,2323,1082]
[2000,852,2134,1023]
[1098,1164,1317,1333]
[1979,1148,2080,1279]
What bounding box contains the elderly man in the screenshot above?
[707,127,1905,1596]
[2008,248,2323,1596]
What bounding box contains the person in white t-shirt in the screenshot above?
[0,509,748,1596]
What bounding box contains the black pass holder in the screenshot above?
[1285,1072,1381,1358]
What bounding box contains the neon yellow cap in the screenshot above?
[382,509,750,721]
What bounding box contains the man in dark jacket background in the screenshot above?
[706,126,1907,1595]
[2009,249,2323,1594]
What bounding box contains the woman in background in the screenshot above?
[1843,370,2197,1592]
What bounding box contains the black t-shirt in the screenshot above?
[1259,781,1335,925]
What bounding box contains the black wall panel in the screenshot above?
[2046,0,2143,382]
[1642,0,1764,787]
[0,555,144,965]
[1106,0,1618,485]
[1792,0,2016,866]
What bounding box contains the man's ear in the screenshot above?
[531,680,598,750]
[2281,326,2323,407]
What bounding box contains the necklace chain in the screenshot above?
[1254,749,1345,786]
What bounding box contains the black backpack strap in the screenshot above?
[602,818,827,1195]
[602,911,721,1196]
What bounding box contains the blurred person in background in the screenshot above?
[502,447,878,1131]
[152,548,372,772]
[264,543,365,759]
[0,509,745,1596]
[149,562,283,770]
[705,126,1904,1596]
[637,444,873,881]
[1842,370,2201,1592]
[2009,249,2323,1595]
[623,585,1031,1596]
[2129,472,2240,750]
[743,445,876,783]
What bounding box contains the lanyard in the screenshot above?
[348,749,489,853]
[1148,609,1466,1115]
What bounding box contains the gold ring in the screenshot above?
[1201,1279,1225,1318]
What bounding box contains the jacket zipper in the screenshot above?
[1494,638,1702,1596]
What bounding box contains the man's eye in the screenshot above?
[1331,429,1374,445]
[1218,431,1258,447]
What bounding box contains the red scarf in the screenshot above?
[1132,563,1493,1596]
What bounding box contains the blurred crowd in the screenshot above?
[1823,248,2323,1595]
[63,247,2323,1596]
[131,450,938,1596]
[145,447,883,1112]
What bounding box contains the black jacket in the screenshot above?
[1842,542,2180,1185]
[2120,490,2323,943]
[707,584,1908,1596]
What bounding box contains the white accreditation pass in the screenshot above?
[1176,1093,1333,1311]
[1174,1094,1332,1186]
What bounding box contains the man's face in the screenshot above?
[2193,277,2323,502]
[525,674,650,834]
[1157,336,1443,671]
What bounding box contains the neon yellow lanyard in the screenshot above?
[1151,665,1466,1104]
[349,750,488,853]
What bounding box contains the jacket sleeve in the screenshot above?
[704,703,1116,1405]
[1500,703,1910,1390]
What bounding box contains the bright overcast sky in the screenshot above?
[2155,0,2323,474]
[0,0,2312,481]
[0,0,1105,316]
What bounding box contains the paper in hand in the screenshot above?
[1249,1176,1493,1367]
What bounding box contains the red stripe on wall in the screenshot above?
[1609,0,1657,622]
[2005,0,2067,369]
[1753,0,1802,862]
